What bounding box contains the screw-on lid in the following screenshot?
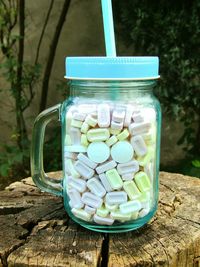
[65,56,159,80]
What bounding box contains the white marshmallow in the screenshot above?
[117,160,139,175]
[96,160,117,174]
[87,178,106,198]
[74,160,94,179]
[99,173,113,192]
[131,135,147,156]
[112,109,125,123]
[68,176,87,193]
[119,200,142,214]
[68,189,83,209]
[69,127,81,144]
[81,192,103,209]
[97,104,111,127]
[84,205,96,215]
[129,122,151,135]
[105,191,127,205]
[93,214,114,225]
[77,153,97,169]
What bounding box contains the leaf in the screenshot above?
[0,163,10,177]
[192,160,200,168]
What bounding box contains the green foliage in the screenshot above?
[0,142,30,178]
[192,159,200,168]
[113,0,200,155]
[0,0,40,181]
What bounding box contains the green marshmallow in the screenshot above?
[96,206,109,218]
[123,180,141,200]
[137,147,154,166]
[106,168,123,190]
[135,171,151,192]
[111,210,132,221]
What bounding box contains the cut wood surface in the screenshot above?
[0,171,199,267]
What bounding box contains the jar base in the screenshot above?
[68,208,157,233]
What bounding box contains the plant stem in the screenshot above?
[39,0,71,112]
[195,115,200,156]
[16,0,28,150]
[35,0,54,65]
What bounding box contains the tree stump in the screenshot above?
[0,171,199,267]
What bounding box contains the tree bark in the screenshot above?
[39,0,71,113]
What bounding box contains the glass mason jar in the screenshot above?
[31,57,161,233]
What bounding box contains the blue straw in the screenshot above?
[101,0,116,57]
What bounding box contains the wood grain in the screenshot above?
[0,172,199,267]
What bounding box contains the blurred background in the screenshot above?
[0,0,200,189]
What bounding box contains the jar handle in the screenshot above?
[31,104,63,196]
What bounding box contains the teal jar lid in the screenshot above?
[65,56,159,80]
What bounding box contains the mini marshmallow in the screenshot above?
[137,192,151,209]
[106,168,123,190]
[106,191,127,205]
[85,115,98,127]
[96,206,109,217]
[71,119,83,128]
[132,112,144,123]
[81,192,103,209]
[68,176,87,193]
[117,160,139,175]
[69,127,81,144]
[80,134,89,147]
[72,112,87,121]
[97,104,111,127]
[78,104,97,114]
[93,214,114,225]
[105,202,118,211]
[119,200,142,214]
[74,160,94,179]
[65,145,87,153]
[96,160,117,174]
[121,173,134,181]
[81,122,89,134]
[117,129,129,141]
[137,147,154,166]
[111,121,123,131]
[110,211,132,221]
[68,189,83,209]
[112,109,125,123]
[64,151,77,160]
[77,153,97,169]
[99,173,113,192]
[91,112,98,119]
[87,178,106,198]
[106,135,118,147]
[65,159,80,178]
[134,171,151,192]
[109,128,121,135]
[123,180,141,200]
[84,205,96,215]
[124,106,134,127]
[129,122,151,135]
[87,128,110,142]
[131,135,147,157]
[72,208,91,221]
